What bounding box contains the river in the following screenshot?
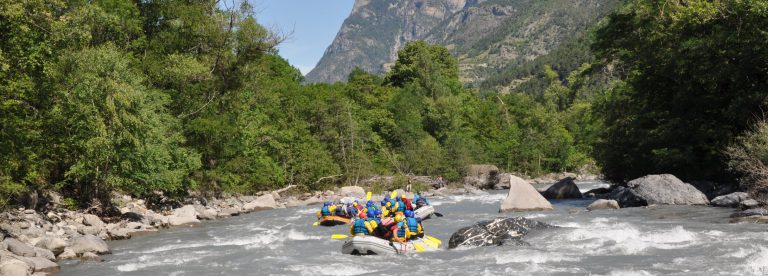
[60,182,768,275]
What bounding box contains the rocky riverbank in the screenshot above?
[0,182,484,276]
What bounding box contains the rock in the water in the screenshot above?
[541,177,582,200]
[499,175,553,212]
[108,228,131,240]
[606,174,709,207]
[689,180,739,200]
[587,199,620,211]
[740,199,760,209]
[70,234,110,255]
[463,164,499,189]
[711,192,749,208]
[0,259,31,276]
[242,194,277,212]
[3,238,36,257]
[448,217,555,249]
[56,248,76,260]
[584,187,611,198]
[168,205,200,226]
[80,252,101,262]
[730,208,768,218]
[338,186,365,198]
[35,237,66,256]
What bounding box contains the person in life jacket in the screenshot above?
[400,194,413,211]
[390,213,407,244]
[382,200,393,217]
[372,214,396,239]
[334,204,348,217]
[373,210,383,225]
[350,209,378,236]
[345,203,358,218]
[354,201,363,212]
[320,202,333,218]
[403,210,424,239]
[365,200,378,212]
[414,192,429,209]
[393,196,406,213]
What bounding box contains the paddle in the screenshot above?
[366,191,372,201]
[390,190,397,199]
[421,237,438,248]
[331,234,349,239]
[313,221,319,227]
[425,235,442,245]
[433,212,444,217]
[413,243,426,252]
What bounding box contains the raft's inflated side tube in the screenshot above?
[341,236,437,255]
[319,216,351,226]
[414,205,435,221]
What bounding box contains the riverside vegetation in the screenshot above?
[1,0,768,267]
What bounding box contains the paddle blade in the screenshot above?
[421,238,438,248]
[366,191,372,201]
[434,212,444,217]
[390,190,397,199]
[414,244,426,252]
[312,221,319,227]
[426,235,442,245]
[331,234,348,239]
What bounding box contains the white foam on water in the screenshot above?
[604,269,656,276]
[742,246,768,275]
[286,263,372,276]
[494,250,581,264]
[116,251,209,272]
[449,193,507,204]
[296,208,319,215]
[555,223,699,255]
[523,213,549,219]
[721,247,755,258]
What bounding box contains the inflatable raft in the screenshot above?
[318,216,351,226]
[341,235,439,255]
[414,205,435,221]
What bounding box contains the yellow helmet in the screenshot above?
[394,213,404,222]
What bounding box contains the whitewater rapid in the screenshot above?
[60,182,768,275]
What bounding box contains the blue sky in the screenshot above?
[253,0,355,75]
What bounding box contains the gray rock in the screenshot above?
[587,199,620,211]
[3,239,36,257]
[730,208,768,218]
[448,217,556,249]
[607,174,709,207]
[21,256,59,274]
[338,186,366,198]
[710,192,749,208]
[0,259,31,276]
[168,205,200,226]
[56,248,76,260]
[499,175,553,212]
[32,248,54,261]
[463,164,499,189]
[689,180,739,200]
[493,173,514,190]
[108,228,131,240]
[126,222,143,229]
[70,234,110,255]
[80,252,101,262]
[82,214,104,228]
[219,208,240,217]
[741,199,760,209]
[242,194,277,212]
[541,177,582,200]
[77,225,101,236]
[196,208,217,220]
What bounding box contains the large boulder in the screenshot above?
[0,259,31,276]
[541,177,582,200]
[493,173,514,190]
[82,214,104,228]
[168,205,200,226]
[463,165,499,189]
[587,199,620,211]
[21,256,59,274]
[3,239,36,257]
[338,186,365,198]
[499,175,553,212]
[70,234,110,255]
[606,174,709,207]
[242,194,277,212]
[711,192,750,208]
[689,180,739,200]
[448,217,556,249]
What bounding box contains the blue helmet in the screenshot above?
[323,202,331,207]
[380,199,387,206]
[347,203,352,207]
[366,200,374,206]
[384,195,390,201]
[404,210,414,218]
[374,210,382,217]
[367,210,376,218]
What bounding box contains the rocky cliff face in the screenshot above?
[305,0,620,84]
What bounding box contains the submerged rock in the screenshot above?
[448,217,556,249]
[606,174,709,207]
[541,177,582,200]
[499,175,553,212]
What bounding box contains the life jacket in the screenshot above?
[402,198,413,211]
[374,217,395,239]
[405,217,421,237]
[395,221,407,239]
[335,206,347,217]
[352,219,369,235]
[415,196,427,206]
[321,206,332,217]
[347,207,357,218]
[396,201,405,213]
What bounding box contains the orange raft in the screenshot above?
[318,216,351,226]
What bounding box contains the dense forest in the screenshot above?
[1,0,767,209]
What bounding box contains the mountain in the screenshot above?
[305,0,621,86]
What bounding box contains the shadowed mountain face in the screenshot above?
[305,0,621,85]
